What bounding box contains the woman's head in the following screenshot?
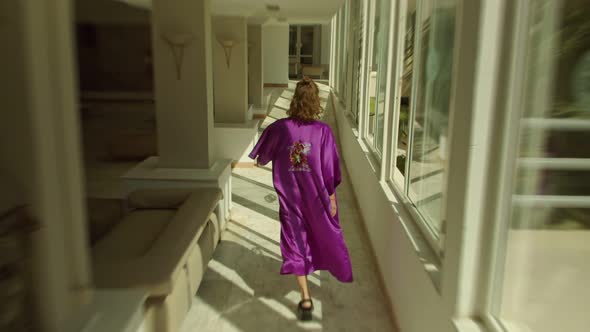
[288,76,322,122]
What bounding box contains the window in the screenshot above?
[392,3,416,186]
[364,0,391,154]
[490,1,590,331]
[288,25,322,79]
[338,2,349,102]
[390,0,458,244]
[349,0,366,125]
[407,0,456,236]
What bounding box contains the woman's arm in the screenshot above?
[330,193,337,217]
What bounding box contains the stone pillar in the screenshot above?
[126,0,233,233]
[151,0,214,168]
[1,0,92,330]
[248,24,264,110]
[212,16,249,123]
[262,22,289,86]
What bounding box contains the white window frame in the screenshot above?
[384,0,454,256]
[385,0,502,293]
[346,0,367,130]
[361,0,381,160]
[365,0,396,161]
[474,1,590,331]
[477,2,532,329]
[377,0,402,182]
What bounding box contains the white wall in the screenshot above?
[332,96,454,332]
[262,23,289,85]
[213,121,259,163]
[248,25,264,108]
[212,16,249,123]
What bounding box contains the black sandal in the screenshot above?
[298,299,314,321]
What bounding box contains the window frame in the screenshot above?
[476,0,590,330]
[361,0,382,160]
[477,2,530,329]
[386,0,411,189]
[385,0,453,256]
[370,0,395,159]
[346,0,367,129]
[331,0,590,330]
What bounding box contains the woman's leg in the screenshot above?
[296,275,312,308]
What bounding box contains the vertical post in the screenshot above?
[212,16,249,123]
[151,0,215,168]
[248,24,264,110]
[1,0,93,330]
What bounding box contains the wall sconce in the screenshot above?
[217,39,237,68]
[161,33,195,80]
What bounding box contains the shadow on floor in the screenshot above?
[232,193,280,221]
[194,238,325,331]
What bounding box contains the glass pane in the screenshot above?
[351,0,365,124]
[367,0,390,152]
[301,26,314,55]
[301,56,313,65]
[515,169,590,196]
[366,0,383,144]
[497,1,590,331]
[395,5,417,179]
[407,0,457,234]
[289,26,297,56]
[340,3,349,101]
[374,0,391,152]
[518,128,590,158]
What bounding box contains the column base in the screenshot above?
[122,156,232,229]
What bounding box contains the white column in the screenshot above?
[212,16,249,123]
[321,23,331,73]
[126,0,233,230]
[248,24,264,109]
[151,0,214,168]
[1,0,92,331]
[262,22,289,86]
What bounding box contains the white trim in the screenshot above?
[442,0,508,318]
[518,157,590,170]
[520,118,590,131]
[512,195,590,208]
[480,0,532,321]
[361,0,376,141]
[401,0,443,255]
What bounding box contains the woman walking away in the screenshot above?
[248,77,353,321]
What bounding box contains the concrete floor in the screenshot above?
[180,83,397,331]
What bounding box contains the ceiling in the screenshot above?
[211,0,345,23]
[114,0,345,24]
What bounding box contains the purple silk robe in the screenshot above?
[249,118,353,283]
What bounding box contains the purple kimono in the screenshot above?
[249,118,353,283]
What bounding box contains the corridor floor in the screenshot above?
[180,83,397,331]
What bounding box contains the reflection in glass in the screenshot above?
[289,27,297,55]
[350,0,365,124]
[497,1,590,331]
[366,0,390,152]
[300,26,314,55]
[395,7,417,179]
[407,1,456,234]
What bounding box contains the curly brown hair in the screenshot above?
[287,76,322,122]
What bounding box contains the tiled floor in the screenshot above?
[180,83,397,331]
